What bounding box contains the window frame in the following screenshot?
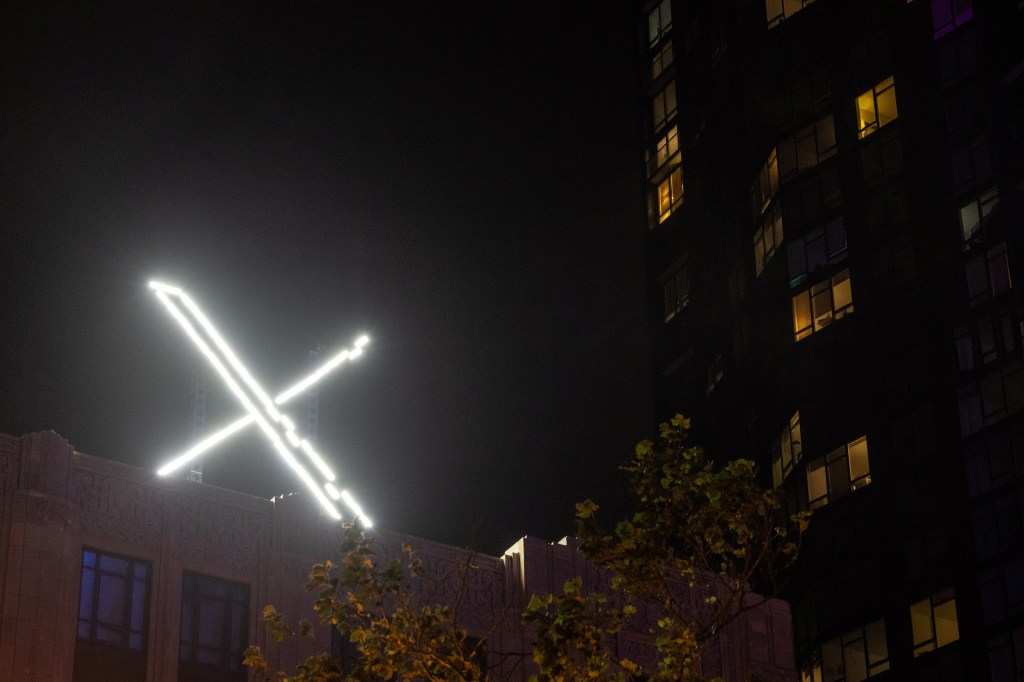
[178,571,250,682]
[77,548,151,652]
[648,0,673,48]
[911,589,961,657]
[805,435,871,510]
[856,77,898,140]
[771,411,803,488]
[792,268,853,341]
[661,255,690,322]
[657,165,684,223]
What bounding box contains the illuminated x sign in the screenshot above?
[150,281,371,525]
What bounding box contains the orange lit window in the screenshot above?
[856,77,898,139]
[652,81,677,132]
[658,166,684,223]
[652,40,674,80]
[911,589,960,657]
[766,0,816,29]
[806,436,870,510]
[652,125,679,174]
[754,203,783,276]
[751,149,779,218]
[771,411,802,487]
[792,269,853,341]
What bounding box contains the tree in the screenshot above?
[244,523,495,681]
[523,414,810,682]
[245,415,808,682]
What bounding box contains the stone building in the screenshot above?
[0,430,795,681]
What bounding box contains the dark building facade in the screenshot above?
[639,0,1023,679]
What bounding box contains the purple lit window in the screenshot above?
[931,0,973,39]
[77,549,149,651]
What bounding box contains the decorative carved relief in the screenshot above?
[73,470,163,551]
[174,494,266,575]
[13,491,74,527]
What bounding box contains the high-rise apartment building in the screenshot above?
[639,0,1023,678]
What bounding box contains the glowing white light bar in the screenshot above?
[341,490,372,528]
[157,415,252,475]
[150,282,371,524]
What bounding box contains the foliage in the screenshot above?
[523,415,810,682]
[244,523,490,681]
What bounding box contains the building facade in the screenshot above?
[0,431,796,681]
[639,0,1023,679]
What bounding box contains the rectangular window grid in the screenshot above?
[778,114,837,183]
[792,268,853,341]
[787,217,847,287]
[648,0,672,47]
[662,256,690,322]
[801,619,889,681]
[754,203,784,276]
[651,40,674,81]
[658,166,684,223]
[77,548,149,651]
[959,186,999,245]
[771,411,803,488]
[911,589,960,656]
[179,571,249,681]
[856,77,898,139]
[806,436,871,510]
[931,0,973,39]
[752,148,780,219]
[652,81,677,132]
[765,0,816,29]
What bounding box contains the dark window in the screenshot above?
[787,217,847,287]
[73,549,150,682]
[178,571,249,682]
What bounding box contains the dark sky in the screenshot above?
[0,1,653,554]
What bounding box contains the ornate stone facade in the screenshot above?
[0,431,797,681]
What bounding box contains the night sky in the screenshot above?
[0,2,653,554]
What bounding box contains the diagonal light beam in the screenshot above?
[149,281,372,526]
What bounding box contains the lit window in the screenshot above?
[959,186,999,244]
[792,269,853,341]
[777,114,837,182]
[856,77,898,139]
[787,217,847,287]
[648,0,672,47]
[806,435,871,510]
[754,204,784,277]
[77,549,149,649]
[658,166,684,223]
[74,549,150,681]
[652,40,674,80]
[931,0,973,39]
[801,619,889,681]
[651,125,680,174]
[965,242,1012,307]
[911,589,960,656]
[751,149,780,218]
[662,255,690,322]
[771,411,803,488]
[765,0,816,29]
[652,81,677,132]
[179,571,249,682]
